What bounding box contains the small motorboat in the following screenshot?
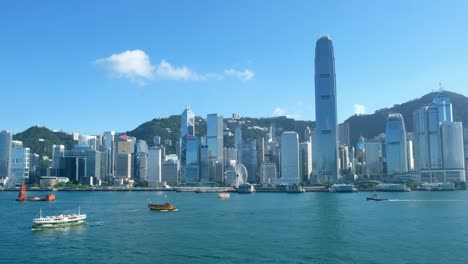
[366,194,388,201]
[218,193,230,199]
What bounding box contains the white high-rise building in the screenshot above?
[280,131,300,185]
[148,147,162,186]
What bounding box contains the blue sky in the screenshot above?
[1,0,468,135]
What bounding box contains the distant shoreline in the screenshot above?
[1,187,465,193]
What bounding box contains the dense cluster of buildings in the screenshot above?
[0,36,466,187]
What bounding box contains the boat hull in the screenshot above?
[148,203,177,211]
[366,198,388,201]
[32,219,86,229]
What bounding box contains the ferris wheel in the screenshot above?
[231,164,248,188]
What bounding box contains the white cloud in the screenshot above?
[353,104,367,115]
[155,60,201,80]
[94,50,155,84]
[224,69,254,81]
[272,107,300,119]
[95,49,254,84]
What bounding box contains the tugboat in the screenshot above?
[16,182,56,202]
[148,203,177,211]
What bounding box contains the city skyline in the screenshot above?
[2,1,468,135]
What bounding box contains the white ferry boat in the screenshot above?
[329,184,356,193]
[32,208,87,229]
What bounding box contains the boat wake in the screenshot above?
[388,199,468,202]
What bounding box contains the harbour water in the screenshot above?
[2,190,468,263]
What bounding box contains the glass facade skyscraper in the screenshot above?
[180,107,198,183]
[0,130,12,180]
[313,36,339,183]
[385,113,408,175]
[207,113,223,162]
[181,106,195,137]
[185,136,200,182]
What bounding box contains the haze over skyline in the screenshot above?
[1,1,468,135]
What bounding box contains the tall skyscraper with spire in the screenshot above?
[180,106,199,182]
[313,36,339,183]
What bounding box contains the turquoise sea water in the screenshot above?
[1,190,468,264]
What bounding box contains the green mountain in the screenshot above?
[345,91,468,145]
[13,126,75,158]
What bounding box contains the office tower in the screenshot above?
[413,93,465,182]
[62,149,102,183]
[338,123,350,146]
[259,162,277,185]
[148,146,162,186]
[349,146,356,175]
[52,145,65,169]
[385,113,408,175]
[356,136,366,163]
[185,136,200,182]
[207,114,224,182]
[162,159,179,186]
[413,94,453,171]
[115,153,132,179]
[299,141,312,183]
[207,114,224,162]
[10,141,30,186]
[339,145,350,174]
[432,94,453,122]
[103,131,116,178]
[224,148,238,167]
[181,106,195,137]
[365,141,382,176]
[280,131,300,185]
[242,140,258,183]
[180,107,198,183]
[77,135,98,150]
[440,122,465,181]
[200,145,210,182]
[235,127,243,162]
[0,130,12,179]
[117,138,133,154]
[313,36,339,183]
[257,138,265,166]
[135,140,148,181]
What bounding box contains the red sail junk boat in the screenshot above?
[16,182,56,202]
